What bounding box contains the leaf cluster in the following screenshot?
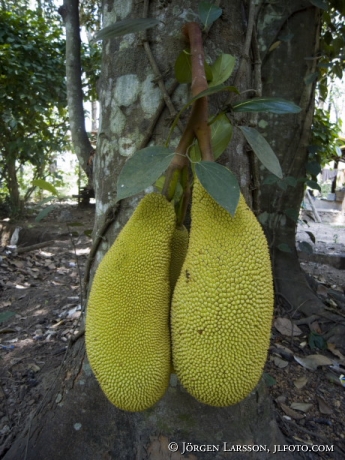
[0,9,70,167]
[317,0,345,101]
[309,108,343,167]
[93,12,300,217]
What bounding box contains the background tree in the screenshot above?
[3,1,345,459]
[58,0,101,188]
[0,7,69,213]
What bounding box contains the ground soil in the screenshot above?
[0,204,344,459]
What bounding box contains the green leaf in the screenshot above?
[209,54,236,87]
[308,331,327,350]
[304,72,318,85]
[263,174,279,185]
[233,97,302,114]
[336,146,342,157]
[191,114,233,163]
[32,179,58,196]
[306,180,321,192]
[284,176,298,187]
[210,114,233,159]
[298,241,313,254]
[167,85,238,143]
[309,0,328,10]
[0,311,16,323]
[198,2,222,29]
[277,243,292,253]
[305,231,316,244]
[195,162,240,216]
[92,18,160,42]
[174,49,213,83]
[284,208,299,222]
[35,204,56,222]
[192,84,239,100]
[263,372,277,387]
[84,229,93,238]
[36,196,56,206]
[239,126,283,179]
[116,147,175,201]
[258,212,269,225]
[277,180,288,191]
[174,50,191,83]
[306,161,321,176]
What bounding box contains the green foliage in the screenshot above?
[195,161,240,216]
[174,49,213,84]
[190,113,233,164]
[81,42,101,101]
[298,241,314,254]
[92,18,160,42]
[0,8,70,209]
[209,54,236,87]
[198,2,222,29]
[233,98,301,115]
[317,1,345,101]
[116,147,175,201]
[309,108,343,167]
[238,126,283,179]
[80,0,102,33]
[32,179,59,196]
[308,331,327,350]
[306,107,343,192]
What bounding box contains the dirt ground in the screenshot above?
[0,203,344,459]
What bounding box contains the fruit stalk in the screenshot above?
[163,22,213,208]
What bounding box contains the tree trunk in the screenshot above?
[257,2,325,317]
[5,154,21,213]
[3,1,322,458]
[58,0,94,185]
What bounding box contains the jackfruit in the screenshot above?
[85,193,176,412]
[171,179,274,406]
[170,224,189,290]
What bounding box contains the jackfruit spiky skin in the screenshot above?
[171,180,274,407]
[170,225,189,290]
[85,193,176,412]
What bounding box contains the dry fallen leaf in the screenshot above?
[280,403,304,420]
[290,402,313,413]
[272,356,289,368]
[269,40,281,52]
[309,321,321,334]
[294,354,333,371]
[274,317,302,336]
[294,375,309,389]
[327,343,345,362]
[275,395,287,404]
[317,396,332,415]
[316,284,328,297]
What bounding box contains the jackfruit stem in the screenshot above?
[176,165,190,226]
[162,168,180,201]
[163,23,213,218]
[182,22,213,162]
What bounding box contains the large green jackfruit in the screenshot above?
[171,180,274,407]
[170,224,189,290]
[85,193,176,412]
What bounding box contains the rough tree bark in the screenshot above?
[3,1,325,459]
[257,3,345,347]
[58,0,94,185]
